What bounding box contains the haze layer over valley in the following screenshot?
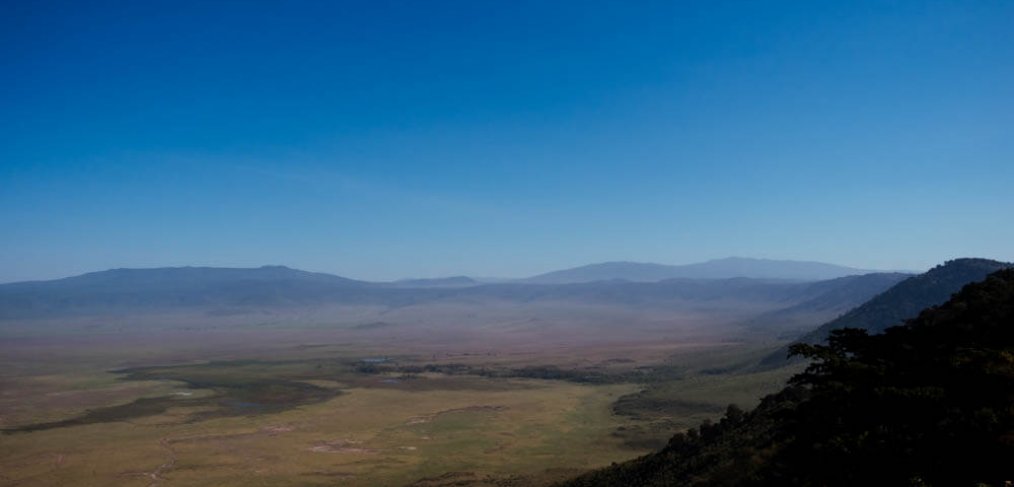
[3,257,1008,486]
[0,258,908,355]
[0,257,912,483]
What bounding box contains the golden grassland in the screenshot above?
[0,330,797,486]
[2,376,640,485]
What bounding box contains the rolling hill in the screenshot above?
[742,272,911,336]
[524,257,885,284]
[0,265,372,319]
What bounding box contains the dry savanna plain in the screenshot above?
[0,300,803,487]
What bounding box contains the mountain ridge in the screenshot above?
[1,265,366,288]
[0,257,900,288]
[759,257,1012,368]
[798,257,1011,341]
[0,265,905,324]
[524,257,890,284]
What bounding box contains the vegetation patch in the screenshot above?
[3,360,347,433]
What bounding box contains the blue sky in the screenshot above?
[2,0,1012,282]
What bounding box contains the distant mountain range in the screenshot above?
[522,257,888,283]
[1,257,894,289]
[0,261,906,324]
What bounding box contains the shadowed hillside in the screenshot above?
[761,258,1011,367]
[742,272,910,336]
[563,268,1014,486]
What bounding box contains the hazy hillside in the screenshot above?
[463,274,903,312]
[525,257,883,284]
[563,268,1014,486]
[743,272,911,336]
[797,258,1010,341]
[0,266,373,319]
[1,265,365,289]
[759,258,1010,367]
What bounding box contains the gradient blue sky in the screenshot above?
[2,0,1012,282]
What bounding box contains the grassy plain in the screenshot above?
[0,317,798,486]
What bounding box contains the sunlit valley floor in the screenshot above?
[1,317,799,486]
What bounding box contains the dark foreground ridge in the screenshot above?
[563,268,1014,486]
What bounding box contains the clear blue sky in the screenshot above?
[2,0,1012,282]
